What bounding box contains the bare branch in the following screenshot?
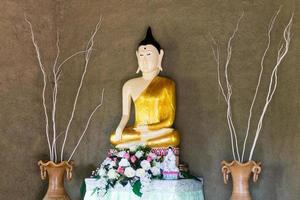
[68,89,105,162]
[52,130,65,151]
[226,86,237,161]
[211,36,237,161]
[25,15,53,160]
[241,7,281,162]
[211,37,228,101]
[224,12,244,162]
[51,31,60,162]
[249,12,293,160]
[61,16,102,161]
[212,13,244,162]
[211,8,292,162]
[56,50,89,74]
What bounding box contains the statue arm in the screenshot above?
[115,82,132,139]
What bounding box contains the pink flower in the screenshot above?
[113,157,117,162]
[108,149,114,157]
[130,155,137,163]
[147,156,152,162]
[117,166,124,174]
[124,153,130,159]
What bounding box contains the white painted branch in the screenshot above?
[223,12,244,162]
[211,37,236,160]
[249,13,293,161]
[211,13,244,162]
[50,36,92,162]
[226,88,237,161]
[52,131,65,152]
[211,38,228,101]
[68,89,105,162]
[211,37,236,161]
[25,16,53,160]
[51,31,60,163]
[241,7,281,162]
[56,50,89,76]
[60,17,102,161]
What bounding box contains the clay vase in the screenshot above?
[38,160,74,200]
[221,160,262,200]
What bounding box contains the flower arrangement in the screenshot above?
[91,146,163,197]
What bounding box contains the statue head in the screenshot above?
[136,27,164,74]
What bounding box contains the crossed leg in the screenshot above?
[110,128,180,148]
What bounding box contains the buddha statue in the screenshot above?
[110,27,180,149]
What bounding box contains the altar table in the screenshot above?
[84,178,205,200]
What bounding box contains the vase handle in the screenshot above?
[38,161,47,180]
[65,163,73,181]
[222,165,231,184]
[252,164,262,183]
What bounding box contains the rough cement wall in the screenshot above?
[0,0,60,199]
[0,0,299,199]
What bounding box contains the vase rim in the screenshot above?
[38,160,74,168]
[222,160,261,167]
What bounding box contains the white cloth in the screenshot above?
[84,178,204,200]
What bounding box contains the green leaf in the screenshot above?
[119,179,128,186]
[132,180,142,197]
[180,171,195,179]
[80,180,86,198]
[91,187,99,196]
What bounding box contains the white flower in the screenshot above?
[119,158,130,167]
[150,166,161,176]
[148,152,157,159]
[124,167,136,178]
[129,145,138,152]
[98,167,107,176]
[108,161,116,169]
[140,160,151,170]
[92,169,97,176]
[117,150,126,158]
[135,150,144,159]
[102,157,112,166]
[107,169,119,180]
[136,168,146,178]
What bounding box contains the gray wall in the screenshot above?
[0,0,299,199]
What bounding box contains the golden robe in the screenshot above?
[111,76,180,148]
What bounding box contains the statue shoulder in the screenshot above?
[123,77,141,90]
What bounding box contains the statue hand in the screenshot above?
[115,127,123,141]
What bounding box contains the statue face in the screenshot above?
[136,45,164,73]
